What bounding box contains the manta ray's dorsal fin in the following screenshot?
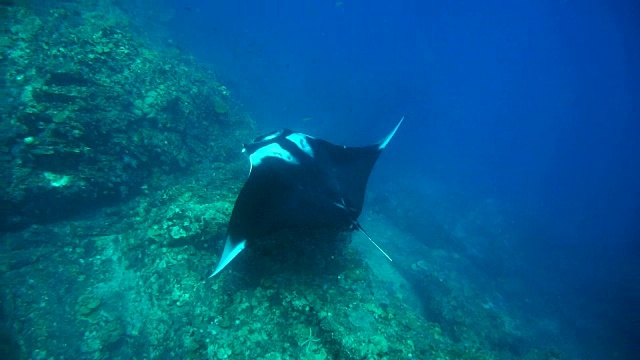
[378,116,404,150]
[354,221,392,262]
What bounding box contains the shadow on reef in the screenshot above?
[394,261,544,359]
[0,187,141,232]
[222,228,353,288]
[0,307,19,360]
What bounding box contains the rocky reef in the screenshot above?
[1,2,252,230]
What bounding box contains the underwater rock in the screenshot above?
[1,4,254,230]
[213,95,229,114]
[77,293,101,321]
[348,308,374,328]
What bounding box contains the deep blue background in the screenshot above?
[130,0,638,356]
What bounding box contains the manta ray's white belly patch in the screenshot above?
[286,133,315,158]
[250,143,299,167]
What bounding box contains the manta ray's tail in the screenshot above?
[354,221,392,262]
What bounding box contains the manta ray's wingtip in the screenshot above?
[379,116,404,150]
[209,236,246,278]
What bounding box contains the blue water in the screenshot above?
[152,1,640,357]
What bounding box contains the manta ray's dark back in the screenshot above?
[211,117,404,277]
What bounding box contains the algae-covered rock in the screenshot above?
[77,293,101,321]
[214,95,230,114]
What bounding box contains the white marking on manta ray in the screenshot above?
[334,198,355,212]
[250,143,299,167]
[257,131,281,142]
[210,236,246,277]
[286,133,315,158]
[379,116,404,150]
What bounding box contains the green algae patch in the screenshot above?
[44,172,71,187]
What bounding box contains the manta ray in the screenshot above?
[211,117,404,277]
